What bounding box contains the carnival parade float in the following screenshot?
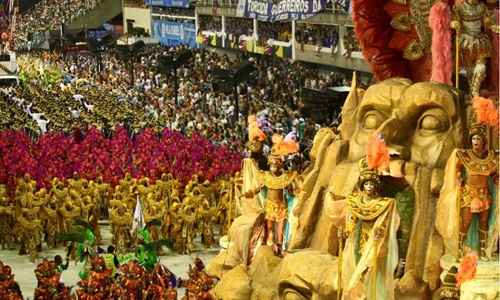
[207,1,500,299]
[0,0,498,298]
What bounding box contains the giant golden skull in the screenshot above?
[288,77,464,297]
[209,78,465,300]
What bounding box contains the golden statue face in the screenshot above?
[347,79,462,170]
[284,79,465,297]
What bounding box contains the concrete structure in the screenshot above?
[194,2,368,72]
[123,6,152,34]
[121,0,369,72]
[67,0,123,30]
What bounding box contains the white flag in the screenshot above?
[130,195,144,235]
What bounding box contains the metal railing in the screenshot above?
[195,0,238,8]
[195,0,350,12]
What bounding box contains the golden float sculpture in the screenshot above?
[208,75,499,300]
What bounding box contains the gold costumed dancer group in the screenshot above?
[0,172,236,262]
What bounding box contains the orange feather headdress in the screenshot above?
[248,115,266,142]
[472,96,499,129]
[271,134,299,157]
[366,133,390,171]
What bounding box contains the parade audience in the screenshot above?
[296,24,339,49]
[15,0,104,49]
[226,17,253,37]
[1,46,347,154]
[152,7,195,17]
[199,15,222,32]
[258,21,291,42]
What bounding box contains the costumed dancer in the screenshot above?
[113,260,146,300]
[34,259,72,300]
[57,219,97,280]
[145,264,178,300]
[135,225,172,271]
[0,185,15,250]
[16,175,43,262]
[258,134,300,256]
[75,256,113,300]
[450,0,499,95]
[241,115,268,214]
[110,199,132,254]
[43,179,61,249]
[340,157,400,300]
[436,96,498,261]
[0,261,23,300]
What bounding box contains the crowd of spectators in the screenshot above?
[198,15,222,32]
[226,17,253,37]
[257,21,291,43]
[1,46,349,155]
[303,69,350,91]
[296,24,339,50]
[152,7,195,17]
[0,2,13,53]
[342,26,361,57]
[325,0,351,14]
[15,0,103,49]
[198,16,293,44]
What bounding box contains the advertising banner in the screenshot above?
[152,20,196,48]
[236,0,328,22]
[145,0,191,8]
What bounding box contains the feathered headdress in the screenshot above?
[248,115,266,142]
[357,158,381,189]
[472,96,499,129]
[271,133,299,157]
[365,133,390,171]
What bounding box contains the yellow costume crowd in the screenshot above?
[0,173,238,261]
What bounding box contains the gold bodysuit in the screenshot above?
[260,171,297,222]
[457,149,497,213]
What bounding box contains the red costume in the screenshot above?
[114,261,146,300]
[0,261,22,300]
[34,259,72,300]
[76,256,113,300]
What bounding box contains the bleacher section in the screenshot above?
[191,4,369,72]
[66,0,122,30]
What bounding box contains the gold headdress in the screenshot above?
[468,123,489,149]
[468,123,488,139]
[358,158,381,189]
[469,96,498,148]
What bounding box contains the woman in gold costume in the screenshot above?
[341,160,399,300]
[258,134,300,256]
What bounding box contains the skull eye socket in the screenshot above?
[417,108,449,135]
[362,111,385,130]
[419,115,441,130]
